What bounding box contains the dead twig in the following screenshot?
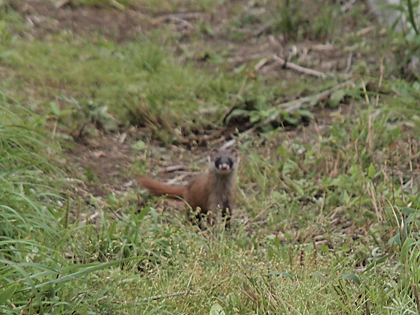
[356,26,375,36]
[254,57,269,71]
[48,115,59,140]
[272,54,326,78]
[55,0,71,8]
[311,44,335,52]
[111,0,125,11]
[254,24,272,37]
[85,211,100,224]
[261,79,355,126]
[180,127,225,146]
[220,127,255,150]
[153,12,202,22]
[344,53,353,74]
[118,132,127,144]
[152,12,201,30]
[376,57,384,107]
[240,287,260,307]
[341,0,357,12]
[70,292,86,303]
[65,177,88,189]
[166,173,190,185]
[158,165,188,173]
[228,52,267,66]
[21,295,34,314]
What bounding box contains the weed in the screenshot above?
[272,0,303,41]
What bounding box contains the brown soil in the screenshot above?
[64,132,136,197]
[11,0,148,42]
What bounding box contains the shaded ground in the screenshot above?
[13,0,360,78]
[64,132,136,196]
[12,0,378,196]
[11,0,145,41]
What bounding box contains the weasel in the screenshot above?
[138,147,239,228]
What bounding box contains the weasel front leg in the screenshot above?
[221,202,232,229]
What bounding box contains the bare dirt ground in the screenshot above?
[12,0,144,41]
[64,132,136,197]
[13,0,373,196]
[13,0,360,78]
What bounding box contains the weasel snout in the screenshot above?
[215,156,234,170]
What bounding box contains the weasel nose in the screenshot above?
[215,157,233,170]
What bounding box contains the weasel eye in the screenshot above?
[228,158,233,167]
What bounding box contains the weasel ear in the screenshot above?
[227,147,238,157]
[208,148,219,160]
[208,149,216,163]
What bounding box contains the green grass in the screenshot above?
[0,30,251,143]
[1,0,420,314]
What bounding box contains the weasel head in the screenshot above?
[208,147,239,175]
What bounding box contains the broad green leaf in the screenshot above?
[210,303,225,315]
[401,207,416,215]
[269,271,293,279]
[368,163,375,179]
[225,109,251,124]
[341,274,360,285]
[400,238,415,262]
[50,102,60,116]
[277,145,287,158]
[313,273,328,281]
[343,191,350,204]
[388,233,401,247]
[363,254,392,273]
[0,284,17,305]
[329,90,346,108]
[132,140,147,151]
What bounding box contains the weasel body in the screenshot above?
[139,147,239,228]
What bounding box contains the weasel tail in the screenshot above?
[138,176,186,199]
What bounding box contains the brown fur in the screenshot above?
[138,147,239,228]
